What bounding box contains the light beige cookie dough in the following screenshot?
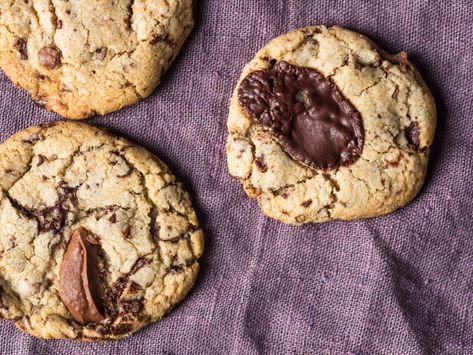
[0,0,194,119]
[227,26,436,224]
[0,121,204,340]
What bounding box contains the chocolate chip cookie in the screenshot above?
[0,122,204,340]
[0,1,193,119]
[226,26,436,224]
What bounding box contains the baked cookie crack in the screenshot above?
[357,77,385,97]
[114,151,161,254]
[48,0,59,38]
[5,192,38,228]
[165,258,198,274]
[157,226,200,243]
[127,0,136,31]
[28,3,40,29]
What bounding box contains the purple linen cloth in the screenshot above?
[1,1,472,354]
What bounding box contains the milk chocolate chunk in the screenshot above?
[59,227,105,325]
[38,45,62,69]
[238,61,364,170]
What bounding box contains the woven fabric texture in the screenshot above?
[0,1,472,354]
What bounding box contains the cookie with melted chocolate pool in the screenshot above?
[227,26,436,224]
[0,122,204,340]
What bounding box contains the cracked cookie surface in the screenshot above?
[226,26,436,224]
[0,121,204,340]
[0,0,194,119]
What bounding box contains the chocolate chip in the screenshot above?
[393,52,414,73]
[130,257,151,274]
[35,197,68,233]
[110,323,133,335]
[56,19,63,29]
[34,71,46,80]
[168,264,184,273]
[0,287,5,310]
[9,184,77,234]
[93,323,133,336]
[15,38,28,60]
[59,228,105,325]
[103,257,151,317]
[38,45,62,69]
[301,200,312,208]
[405,122,420,149]
[123,225,131,239]
[95,47,107,61]
[22,133,43,144]
[254,156,268,172]
[39,121,58,129]
[128,281,142,293]
[37,154,47,166]
[150,33,175,47]
[109,213,117,224]
[392,87,399,100]
[119,299,143,316]
[238,61,364,170]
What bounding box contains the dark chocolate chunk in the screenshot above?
[37,154,47,166]
[150,33,175,47]
[392,87,399,100]
[238,61,364,170]
[119,299,143,316]
[15,38,28,60]
[109,213,117,224]
[254,156,268,172]
[0,285,6,310]
[405,122,420,149]
[5,192,73,234]
[301,200,312,208]
[104,258,150,305]
[128,281,142,293]
[22,133,43,145]
[123,225,131,239]
[93,322,133,336]
[33,185,77,234]
[130,257,151,274]
[59,228,105,325]
[38,45,62,69]
[110,323,133,335]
